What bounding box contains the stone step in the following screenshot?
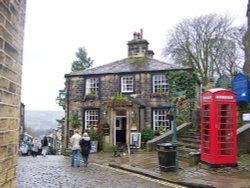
[178,141,200,150]
[178,136,200,144]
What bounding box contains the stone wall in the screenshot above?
[0,1,26,187]
[237,124,250,154]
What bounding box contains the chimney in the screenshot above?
[140,28,143,39]
[127,29,149,58]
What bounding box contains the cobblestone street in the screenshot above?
[16,155,182,188]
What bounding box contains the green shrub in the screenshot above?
[141,128,154,142]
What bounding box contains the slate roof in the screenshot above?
[65,57,192,77]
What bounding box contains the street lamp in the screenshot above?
[56,90,66,108]
[171,81,178,169]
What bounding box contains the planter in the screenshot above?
[83,94,98,101]
[108,101,133,107]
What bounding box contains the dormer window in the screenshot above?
[153,74,168,93]
[121,76,134,93]
[86,78,99,95]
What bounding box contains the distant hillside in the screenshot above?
[25,110,64,131]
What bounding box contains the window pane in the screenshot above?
[86,78,99,95]
[153,109,171,131]
[85,110,99,129]
[153,75,168,93]
[121,76,133,93]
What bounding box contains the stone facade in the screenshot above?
[63,31,193,151]
[0,1,26,187]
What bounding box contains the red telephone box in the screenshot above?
[200,88,237,167]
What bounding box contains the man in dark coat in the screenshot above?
[79,132,91,166]
[41,136,48,156]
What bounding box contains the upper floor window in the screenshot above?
[152,74,168,93]
[121,76,134,93]
[86,78,99,95]
[84,110,99,129]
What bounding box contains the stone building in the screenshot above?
[63,30,192,151]
[0,1,26,187]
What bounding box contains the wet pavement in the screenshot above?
[16,151,250,188]
[16,155,182,188]
[103,151,250,188]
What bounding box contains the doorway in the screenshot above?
[114,110,126,145]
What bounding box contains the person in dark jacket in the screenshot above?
[41,136,48,157]
[79,132,91,166]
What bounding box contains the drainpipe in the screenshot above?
[66,77,70,149]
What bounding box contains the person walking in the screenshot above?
[31,138,40,157]
[79,132,91,167]
[41,136,48,157]
[70,129,82,167]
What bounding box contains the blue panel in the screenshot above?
[232,73,249,102]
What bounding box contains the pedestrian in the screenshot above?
[79,132,91,167]
[41,136,48,157]
[31,138,40,157]
[70,129,82,167]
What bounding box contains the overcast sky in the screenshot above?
[21,0,248,111]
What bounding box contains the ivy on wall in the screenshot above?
[167,70,198,125]
[167,70,198,100]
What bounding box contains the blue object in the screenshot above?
[232,73,249,102]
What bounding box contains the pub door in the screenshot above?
[114,115,126,146]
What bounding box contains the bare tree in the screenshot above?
[162,14,245,86]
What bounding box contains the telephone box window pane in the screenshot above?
[220,143,233,149]
[218,117,232,123]
[204,105,209,110]
[219,149,233,155]
[204,123,209,129]
[219,104,232,110]
[218,130,231,136]
[204,111,209,116]
[220,124,232,129]
[204,135,209,141]
[204,129,210,135]
[219,111,232,116]
[203,117,210,123]
[204,148,210,153]
[219,136,232,142]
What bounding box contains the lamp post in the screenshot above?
[171,81,179,169]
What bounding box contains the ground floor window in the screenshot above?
[84,110,99,129]
[153,109,171,131]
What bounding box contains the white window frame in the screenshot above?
[86,78,99,95]
[153,109,171,131]
[84,110,99,129]
[121,76,134,93]
[152,74,168,93]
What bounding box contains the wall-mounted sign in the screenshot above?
[243,113,250,121]
[232,73,249,102]
[103,123,110,136]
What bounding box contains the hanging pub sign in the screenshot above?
[232,73,250,102]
